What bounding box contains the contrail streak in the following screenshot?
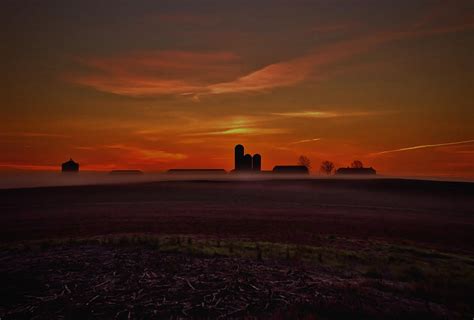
[289,138,322,145]
[372,139,474,155]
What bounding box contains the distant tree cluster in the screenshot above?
[296,156,368,176]
[351,160,363,168]
[320,161,334,175]
[298,155,311,170]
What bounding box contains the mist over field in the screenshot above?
[2,178,473,248]
[1,171,473,189]
[0,172,330,189]
[0,172,162,189]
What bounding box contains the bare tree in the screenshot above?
[351,160,363,168]
[298,155,311,170]
[320,161,335,175]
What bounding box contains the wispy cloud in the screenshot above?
[67,50,242,97]
[289,138,321,145]
[131,110,374,143]
[272,111,379,119]
[371,139,474,156]
[104,144,187,161]
[205,24,474,95]
[132,114,274,139]
[73,143,187,162]
[177,114,289,137]
[66,8,474,98]
[182,127,287,137]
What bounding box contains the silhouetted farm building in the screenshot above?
[234,144,244,170]
[61,158,79,172]
[336,167,376,175]
[234,145,261,172]
[252,154,261,171]
[272,165,309,175]
[165,145,378,177]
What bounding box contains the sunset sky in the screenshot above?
[1,0,474,177]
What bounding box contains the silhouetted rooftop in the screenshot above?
[61,158,79,172]
[63,158,77,164]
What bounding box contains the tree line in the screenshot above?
[298,155,364,175]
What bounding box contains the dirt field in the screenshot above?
[1,178,473,250]
[1,178,473,318]
[1,240,469,319]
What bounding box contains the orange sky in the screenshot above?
[1,1,474,177]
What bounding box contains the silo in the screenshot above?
[243,154,252,170]
[252,154,261,171]
[234,144,244,170]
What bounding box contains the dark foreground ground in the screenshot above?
[1,178,474,318]
[2,240,470,320]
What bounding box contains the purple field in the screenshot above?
[1,178,473,249]
[1,178,474,318]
